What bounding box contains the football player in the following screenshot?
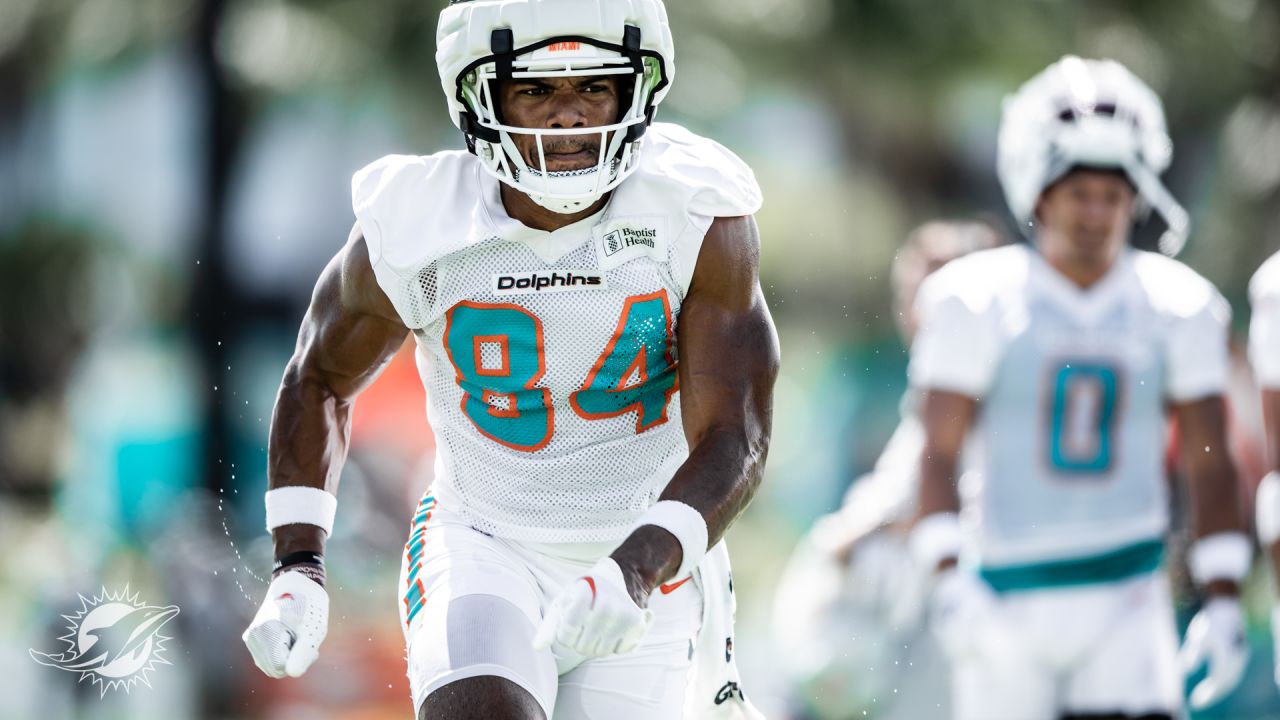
[240,1,779,718]
[1249,250,1280,691]
[773,219,1001,719]
[909,56,1250,720]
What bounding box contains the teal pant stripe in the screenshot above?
[979,539,1165,593]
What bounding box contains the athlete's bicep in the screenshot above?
[919,389,977,460]
[676,214,779,448]
[915,388,978,518]
[289,223,410,402]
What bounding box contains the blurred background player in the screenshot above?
[909,56,1250,720]
[240,1,779,718]
[1250,251,1280,693]
[772,219,1002,720]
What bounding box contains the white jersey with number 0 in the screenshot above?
[351,123,761,543]
[909,244,1230,568]
[1249,250,1280,389]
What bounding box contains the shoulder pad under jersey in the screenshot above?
[1251,251,1280,305]
[351,151,484,327]
[1131,249,1227,322]
[917,244,1031,319]
[610,122,763,219]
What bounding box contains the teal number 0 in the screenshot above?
[443,301,553,452]
[1048,363,1119,473]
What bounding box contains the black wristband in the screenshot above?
[273,550,324,573]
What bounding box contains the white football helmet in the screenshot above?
[436,0,674,214]
[997,56,1189,255]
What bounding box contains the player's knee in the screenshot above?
[421,675,545,720]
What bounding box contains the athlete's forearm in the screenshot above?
[612,421,770,601]
[917,451,962,519]
[915,389,974,520]
[263,238,409,559]
[267,362,355,556]
[1174,396,1247,597]
[664,424,770,545]
[613,308,776,598]
[1176,396,1244,539]
[1260,390,1280,592]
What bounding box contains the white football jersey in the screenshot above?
[352,123,762,543]
[1250,250,1280,389]
[909,244,1231,569]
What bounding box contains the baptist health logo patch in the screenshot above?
[595,216,666,270]
[29,586,180,697]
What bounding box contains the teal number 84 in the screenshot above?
[443,291,678,451]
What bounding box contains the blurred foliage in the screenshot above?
[1,1,1278,717]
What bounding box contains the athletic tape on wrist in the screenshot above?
[265,486,337,535]
[273,550,324,573]
[1189,531,1252,585]
[909,512,962,573]
[1258,471,1280,545]
[635,500,708,580]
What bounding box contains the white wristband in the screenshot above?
[1258,471,1280,545]
[265,486,337,536]
[909,512,962,573]
[1188,531,1252,585]
[635,500,708,580]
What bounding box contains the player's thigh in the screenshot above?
[399,498,557,719]
[552,578,702,720]
[1061,574,1181,718]
[950,588,1056,720]
[951,650,1057,720]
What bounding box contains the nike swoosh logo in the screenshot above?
[659,577,691,594]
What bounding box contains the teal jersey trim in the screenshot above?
[979,539,1165,593]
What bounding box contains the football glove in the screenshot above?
[533,557,654,658]
[1179,597,1248,710]
[242,570,329,678]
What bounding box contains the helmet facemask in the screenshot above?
[456,28,666,214]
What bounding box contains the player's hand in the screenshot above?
[928,568,1019,662]
[1179,596,1248,709]
[242,570,330,678]
[533,557,655,658]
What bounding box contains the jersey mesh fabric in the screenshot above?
[414,236,688,542]
[354,124,762,544]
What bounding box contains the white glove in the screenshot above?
[242,571,330,678]
[533,557,654,658]
[1179,597,1249,709]
[928,569,1020,662]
